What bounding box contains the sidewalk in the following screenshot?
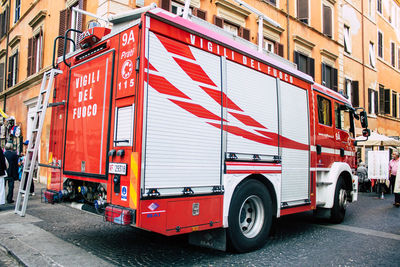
[0,182,115,267]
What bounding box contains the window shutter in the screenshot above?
[297,0,309,23]
[321,63,326,86]
[332,67,338,91]
[193,8,207,20]
[77,0,84,32]
[38,30,43,71]
[7,55,13,88]
[161,0,171,11]
[391,43,395,67]
[351,81,359,107]
[323,5,332,38]
[308,57,315,78]
[0,13,3,37]
[379,85,385,114]
[4,8,8,34]
[374,90,379,114]
[27,38,33,76]
[58,9,69,57]
[392,92,397,117]
[214,15,224,28]
[14,51,18,86]
[239,27,250,41]
[276,43,284,57]
[384,89,391,114]
[294,51,299,65]
[368,89,372,114]
[0,63,4,92]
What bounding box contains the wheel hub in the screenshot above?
[239,195,265,238]
[338,189,348,209]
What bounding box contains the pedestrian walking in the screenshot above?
[4,143,19,204]
[0,146,8,206]
[389,150,400,207]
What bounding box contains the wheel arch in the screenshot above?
[316,162,355,209]
[223,173,279,228]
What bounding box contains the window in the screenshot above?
[369,42,376,68]
[368,89,378,114]
[58,0,83,57]
[344,79,359,107]
[344,25,351,53]
[321,63,338,91]
[265,38,284,57]
[368,0,373,17]
[223,22,239,35]
[265,0,276,6]
[27,30,43,76]
[391,42,396,67]
[161,0,206,20]
[323,4,333,38]
[398,47,400,70]
[14,0,21,23]
[384,88,391,114]
[297,0,309,24]
[7,51,18,88]
[214,16,250,41]
[377,0,382,14]
[294,51,315,78]
[335,103,342,129]
[378,31,383,58]
[114,105,134,146]
[171,1,186,15]
[393,92,397,117]
[0,9,9,39]
[318,96,332,126]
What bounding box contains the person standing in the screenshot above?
[389,150,400,207]
[4,143,18,204]
[0,146,8,206]
[20,140,34,195]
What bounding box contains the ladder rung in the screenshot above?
[32,128,39,132]
[19,190,26,194]
[24,169,31,172]
[27,148,34,152]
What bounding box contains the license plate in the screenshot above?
[109,163,127,175]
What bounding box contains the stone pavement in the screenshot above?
[0,180,399,266]
[0,182,114,267]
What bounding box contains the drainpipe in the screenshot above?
[361,0,366,109]
[3,4,10,112]
[286,0,290,60]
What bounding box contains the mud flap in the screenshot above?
[188,228,226,251]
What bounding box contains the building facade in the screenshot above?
[1,0,400,181]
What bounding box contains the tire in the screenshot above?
[330,177,347,223]
[227,179,272,253]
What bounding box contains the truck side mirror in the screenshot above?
[362,128,371,137]
[359,111,368,128]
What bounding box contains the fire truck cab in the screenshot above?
[45,6,369,252]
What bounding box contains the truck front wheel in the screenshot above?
[330,177,347,223]
[227,180,272,252]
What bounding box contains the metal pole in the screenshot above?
[258,16,263,52]
[183,0,191,19]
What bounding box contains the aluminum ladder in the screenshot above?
[15,68,63,216]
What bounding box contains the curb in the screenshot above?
[0,243,27,267]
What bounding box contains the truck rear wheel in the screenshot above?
[227,180,272,253]
[330,177,347,223]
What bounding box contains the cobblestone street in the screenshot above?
[0,182,399,266]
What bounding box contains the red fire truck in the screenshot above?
[45,6,369,252]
